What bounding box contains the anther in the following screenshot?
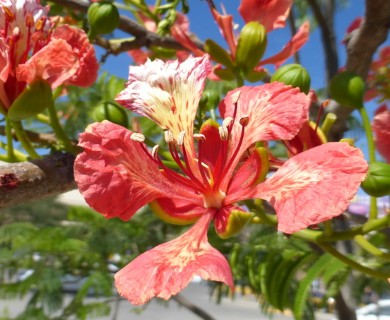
[2,6,14,21]
[230,90,241,104]
[219,126,228,141]
[177,131,186,146]
[35,17,46,31]
[151,145,159,159]
[25,13,34,28]
[193,134,206,141]
[222,117,233,128]
[164,130,174,143]
[130,133,145,142]
[239,115,249,127]
[322,99,330,108]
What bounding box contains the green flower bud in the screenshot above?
[361,162,390,197]
[204,39,234,70]
[8,79,52,121]
[87,1,120,37]
[92,101,129,127]
[329,71,365,108]
[271,64,311,94]
[236,22,267,75]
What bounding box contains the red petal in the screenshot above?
[259,21,310,67]
[238,0,292,32]
[372,105,390,163]
[254,143,368,234]
[74,121,202,220]
[150,197,204,225]
[198,119,223,171]
[227,147,269,196]
[52,25,99,87]
[16,39,78,88]
[115,210,233,305]
[211,9,237,58]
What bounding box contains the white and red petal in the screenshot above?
[259,21,310,67]
[238,0,292,32]
[74,121,202,221]
[252,142,368,234]
[116,55,211,142]
[115,210,233,305]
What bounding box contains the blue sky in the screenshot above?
[99,0,389,158]
[101,0,389,91]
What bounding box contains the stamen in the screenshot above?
[194,134,210,187]
[219,126,228,141]
[151,145,159,159]
[239,115,249,127]
[2,6,14,21]
[314,100,329,132]
[169,140,207,192]
[230,91,241,104]
[35,17,46,31]
[25,13,34,28]
[164,130,174,143]
[130,132,145,142]
[177,131,186,146]
[222,117,233,128]
[193,134,205,141]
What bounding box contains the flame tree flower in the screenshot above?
[0,0,98,111]
[372,104,390,163]
[74,55,368,305]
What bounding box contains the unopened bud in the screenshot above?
[361,162,390,197]
[271,64,311,94]
[92,101,129,127]
[329,71,365,108]
[236,22,267,75]
[87,1,120,37]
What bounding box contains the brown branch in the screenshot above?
[306,0,339,84]
[326,0,390,141]
[0,152,76,208]
[0,126,57,145]
[49,0,204,55]
[172,294,217,320]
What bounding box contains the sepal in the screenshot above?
[214,206,254,239]
[8,79,52,121]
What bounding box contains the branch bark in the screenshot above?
[326,0,390,141]
[0,152,76,208]
[50,0,204,54]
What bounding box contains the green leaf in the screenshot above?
[293,253,334,319]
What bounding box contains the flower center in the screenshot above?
[130,90,248,208]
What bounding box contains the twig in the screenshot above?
[0,152,76,208]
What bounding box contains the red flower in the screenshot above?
[74,55,367,305]
[372,104,390,163]
[0,0,98,109]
